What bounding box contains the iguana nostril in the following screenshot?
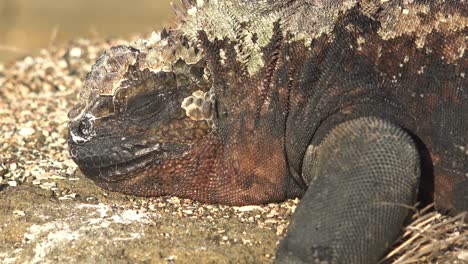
[69,148,78,158]
[77,119,93,137]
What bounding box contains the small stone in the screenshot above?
[68,177,80,181]
[458,251,468,261]
[165,255,176,261]
[39,181,57,190]
[242,238,251,244]
[9,163,17,171]
[170,197,180,205]
[58,193,77,200]
[13,210,26,216]
[233,205,262,212]
[266,212,276,218]
[7,180,17,187]
[24,233,35,241]
[50,175,66,180]
[69,47,82,58]
[276,225,286,236]
[58,59,68,69]
[19,127,35,136]
[32,179,41,185]
[187,6,198,16]
[63,159,77,168]
[182,209,193,215]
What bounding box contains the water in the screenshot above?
[0,0,174,62]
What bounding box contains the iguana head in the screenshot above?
[67,32,214,184]
[66,0,315,200]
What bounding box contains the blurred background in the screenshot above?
[0,0,174,62]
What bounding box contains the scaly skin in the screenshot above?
[68,1,467,263]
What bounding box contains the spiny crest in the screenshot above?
[173,0,281,75]
[174,0,468,63]
[170,0,362,75]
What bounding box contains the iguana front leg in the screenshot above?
[276,117,420,263]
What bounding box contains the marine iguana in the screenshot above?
[67,0,467,263]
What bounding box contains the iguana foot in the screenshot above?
[276,117,420,263]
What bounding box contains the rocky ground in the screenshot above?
[0,36,466,264]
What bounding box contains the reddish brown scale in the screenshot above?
[433,168,464,214]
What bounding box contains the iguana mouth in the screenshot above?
[76,152,155,182]
[68,137,162,181]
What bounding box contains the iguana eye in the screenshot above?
[77,119,93,137]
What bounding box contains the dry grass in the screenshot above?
[381,204,467,263]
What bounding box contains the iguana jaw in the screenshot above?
[69,141,157,182]
[68,135,188,182]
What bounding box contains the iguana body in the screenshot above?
[68,0,467,263]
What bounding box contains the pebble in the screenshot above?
[39,182,57,190]
[58,193,77,200]
[459,251,468,261]
[182,209,193,215]
[18,127,35,136]
[7,181,17,187]
[13,210,26,216]
[9,163,17,171]
[32,179,41,185]
[233,205,263,212]
[69,47,82,58]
